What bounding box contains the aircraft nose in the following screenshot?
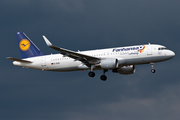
[169,50,175,58]
[172,51,175,57]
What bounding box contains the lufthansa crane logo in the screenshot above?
[19,39,30,51]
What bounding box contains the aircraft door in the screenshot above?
[41,57,46,67]
[147,44,152,55]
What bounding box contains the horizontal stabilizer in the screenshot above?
[7,57,32,63]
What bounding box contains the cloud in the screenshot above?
[60,82,180,120]
[1,0,85,13]
[46,0,85,13]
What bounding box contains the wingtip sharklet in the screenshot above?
[43,35,53,46]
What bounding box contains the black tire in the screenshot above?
[100,75,107,81]
[88,71,95,77]
[151,69,156,73]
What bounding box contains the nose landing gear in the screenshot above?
[150,63,156,73]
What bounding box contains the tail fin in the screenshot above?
[16,32,44,59]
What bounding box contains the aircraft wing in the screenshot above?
[43,36,100,66]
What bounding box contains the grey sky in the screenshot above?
[1,0,180,120]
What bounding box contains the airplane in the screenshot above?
[7,32,175,81]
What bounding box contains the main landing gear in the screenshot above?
[88,65,108,81]
[88,65,95,77]
[150,63,156,73]
[100,69,108,81]
[88,70,108,81]
[88,71,95,77]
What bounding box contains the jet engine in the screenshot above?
[112,65,135,75]
[100,58,118,69]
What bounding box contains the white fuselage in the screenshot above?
[13,44,175,72]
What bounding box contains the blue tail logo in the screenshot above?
[16,32,44,59]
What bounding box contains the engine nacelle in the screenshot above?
[100,58,118,69]
[112,65,135,75]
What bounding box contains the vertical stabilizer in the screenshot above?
[16,32,44,59]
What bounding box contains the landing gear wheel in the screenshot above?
[100,75,107,81]
[150,63,156,73]
[88,71,95,77]
[151,69,156,73]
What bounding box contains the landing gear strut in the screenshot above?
[88,65,95,77]
[150,63,156,73]
[100,69,108,81]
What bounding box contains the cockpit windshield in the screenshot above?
[158,47,168,50]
